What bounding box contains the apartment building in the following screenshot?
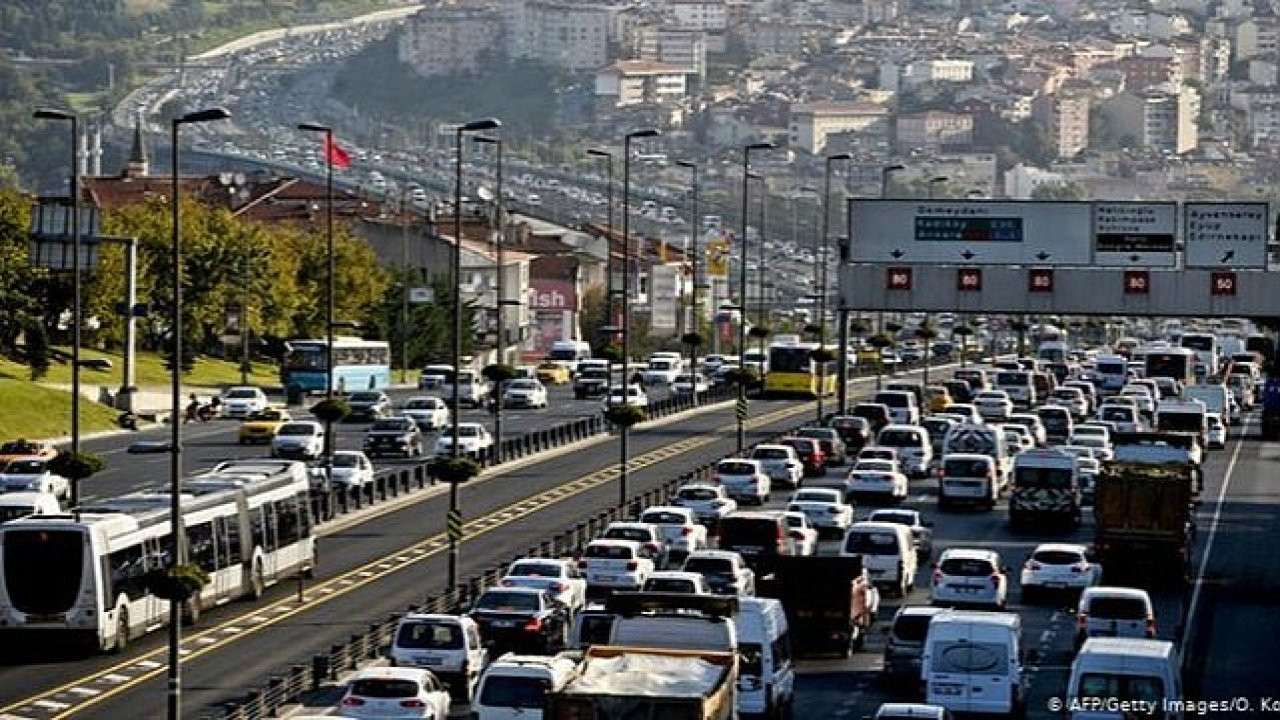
[398,6,502,78]
[1101,84,1200,155]
[595,60,689,108]
[788,101,891,154]
[895,110,975,150]
[638,26,708,79]
[1032,89,1091,160]
[506,0,613,71]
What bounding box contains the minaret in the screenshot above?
[90,121,103,177]
[124,111,149,178]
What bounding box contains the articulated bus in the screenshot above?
[763,341,837,398]
[1144,347,1197,388]
[0,467,314,652]
[281,336,391,394]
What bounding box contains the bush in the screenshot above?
[748,326,770,339]
[144,563,209,602]
[810,348,837,363]
[482,363,517,384]
[951,324,975,337]
[884,322,903,334]
[311,397,350,423]
[915,324,939,341]
[48,450,106,481]
[680,332,704,348]
[867,333,894,349]
[432,455,482,483]
[604,404,647,427]
[722,367,760,387]
[848,319,870,335]
[592,342,623,364]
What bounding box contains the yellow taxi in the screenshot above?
[535,361,571,385]
[238,406,294,445]
[925,386,953,413]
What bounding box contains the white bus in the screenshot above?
[1178,332,1218,379]
[1144,347,1196,388]
[0,465,314,652]
[1094,354,1130,394]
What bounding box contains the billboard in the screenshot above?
[705,234,731,277]
[1184,202,1269,269]
[526,278,578,311]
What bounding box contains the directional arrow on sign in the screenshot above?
[1035,251,1051,262]
[1129,254,1141,263]
[891,249,904,259]
[1221,250,1235,263]
[961,249,976,261]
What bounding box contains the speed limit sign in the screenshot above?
[1210,271,1237,296]
[1123,270,1149,295]
[956,268,982,292]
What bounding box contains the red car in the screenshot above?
[780,437,827,476]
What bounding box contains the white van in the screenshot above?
[1066,638,1181,720]
[922,610,1024,716]
[734,597,795,718]
[993,370,1036,408]
[876,424,933,478]
[0,492,62,522]
[387,613,488,702]
[1183,384,1234,426]
[938,453,1000,510]
[872,390,920,426]
[473,653,582,720]
[840,521,917,597]
[941,423,1011,482]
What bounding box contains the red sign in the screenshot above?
[1123,270,1149,295]
[1210,271,1237,296]
[957,268,982,292]
[1028,269,1054,293]
[886,267,912,291]
[526,278,578,310]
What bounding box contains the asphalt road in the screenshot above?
[76,383,662,503]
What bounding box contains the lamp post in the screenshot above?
[620,128,661,508]
[474,134,505,463]
[298,122,340,523]
[169,105,230,720]
[399,185,410,385]
[447,118,501,590]
[819,154,851,422]
[880,164,905,199]
[750,173,767,337]
[586,149,614,345]
[737,142,774,453]
[676,159,699,405]
[32,108,82,498]
[928,175,949,199]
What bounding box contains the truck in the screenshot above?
[1110,431,1203,492]
[756,555,878,657]
[544,645,736,720]
[1093,460,1195,582]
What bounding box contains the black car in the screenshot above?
[362,417,424,458]
[346,391,392,422]
[468,587,570,655]
[827,415,871,453]
[573,369,611,399]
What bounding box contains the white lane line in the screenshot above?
[66,688,100,698]
[1179,419,1248,651]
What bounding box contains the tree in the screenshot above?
[25,319,50,380]
[1031,182,1087,200]
[161,325,197,376]
[579,284,607,341]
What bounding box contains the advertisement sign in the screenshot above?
[706,235,731,277]
[1184,202,1269,269]
[526,278,578,311]
[532,310,567,356]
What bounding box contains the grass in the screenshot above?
[184,0,398,55]
[0,348,282,390]
[0,380,121,442]
[66,92,107,115]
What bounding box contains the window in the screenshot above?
[349,679,419,698]
[479,676,552,709]
[476,590,541,612]
[396,621,463,649]
[108,544,150,601]
[188,521,218,572]
[739,641,764,677]
[2,529,85,614]
[843,531,899,555]
[276,496,303,545]
[940,557,995,576]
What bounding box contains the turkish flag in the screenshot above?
[323,134,351,169]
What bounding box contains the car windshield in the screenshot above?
[856,460,895,473]
[604,527,653,542]
[332,454,361,468]
[1088,597,1149,619]
[1077,673,1164,702]
[940,557,995,576]
[647,578,698,593]
[798,428,833,440]
[718,462,757,475]
[405,399,438,409]
[1033,549,1084,565]
[683,557,732,574]
[869,511,916,526]
[584,544,634,560]
[0,442,36,454]
[641,512,688,525]
[1015,467,1074,489]
[509,380,539,390]
[679,488,719,501]
[350,392,381,402]
[249,410,285,421]
[277,423,314,436]
[891,613,934,642]
[372,419,411,432]
[784,515,806,529]
[395,620,463,649]
[793,491,836,503]
[752,448,788,460]
[843,531,899,555]
[475,591,541,612]
[944,458,990,477]
[3,460,45,474]
[879,430,921,446]
[478,675,553,710]
[1101,407,1134,421]
[349,678,419,699]
[226,389,258,399]
[442,426,479,438]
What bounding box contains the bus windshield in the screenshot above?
[285,345,326,371]
[2,528,84,615]
[769,347,813,373]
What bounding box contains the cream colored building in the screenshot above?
[398,6,502,78]
[1101,84,1200,155]
[788,101,891,154]
[638,27,708,79]
[506,0,613,71]
[895,111,975,150]
[595,60,689,108]
[1033,90,1091,159]
[667,0,728,32]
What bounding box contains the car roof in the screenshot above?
[1077,637,1175,660]
[1082,586,1151,601]
[686,549,741,561]
[647,570,705,581]
[1032,542,1089,554]
[641,506,694,517]
[586,538,642,549]
[349,666,434,682]
[877,703,948,719]
[939,547,999,562]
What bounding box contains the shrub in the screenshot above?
[810,348,837,363]
[432,455,482,483]
[48,450,106,481]
[867,333,894,349]
[604,404,647,427]
[748,326,770,339]
[680,332,704,348]
[144,563,209,602]
[482,363,518,383]
[311,397,350,423]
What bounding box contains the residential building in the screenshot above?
[595,60,689,108]
[667,0,728,32]
[741,21,829,57]
[788,101,891,154]
[1100,84,1200,155]
[398,6,502,78]
[1236,16,1279,60]
[1033,89,1091,160]
[903,58,975,86]
[638,27,708,80]
[895,110,975,150]
[507,0,613,72]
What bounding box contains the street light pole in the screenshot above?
[169,105,231,720]
[400,185,410,385]
[875,163,906,351]
[819,154,851,422]
[475,135,504,463]
[620,128,660,508]
[737,142,773,453]
[676,159,699,405]
[447,118,500,590]
[587,149,614,346]
[33,108,82,501]
[928,175,949,199]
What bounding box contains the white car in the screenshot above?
[579,539,655,591]
[642,570,713,594]
[671,373,710,395]
[338,666,451,720]
[220,386,269,418]
[1119,386,1156,415]
[434,422,495,456]
[601,521,670,568]
[601,384,649,410]
[857,446,900,466]
[930,548,1008,610]
[748,444,805,488]
[671,483,739,525]
[844,462,909,503]
[973,390,1014,421]
[1072,423,1111,444]
[786,488,855,537]
[401,396,450,431]
[500,558,587,612]
[1066,434,1113,461]
[637,506,708,563]
[271,421,326,460]
[642,357,682,385]
[0,458,69,501]
[681,549,756,596]
[780,511,818,555]
[502,379,549,409]
[1006,413,1047,447]
[309,450,374,492]
[866,508,934,561]
[1002,425,1034,455]
[1097,403,1142,433]
[712,458,771,505]
[1206,412,1227,449]
[1020,543,1101,602]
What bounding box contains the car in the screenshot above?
[1097,403,1143,433]
[1206,411,1227,449]
[400,396,450,431]
[637,506,709,564]
[937,403,983,425]
[0,440,58,465]
[271,421,326,460]
[681,549,756,596]
[795,427,848,465]
[600,521,670,569]
[642,356,683,385]
[219,386,269,418]
[310,450,375,492]
[1047,386,1089,419]
[712,458,771,505]
[786,487,854,538]
[0,458,70,501]
[467,587,571,655]
[418,364,455,390]
[1020,543,1101,602]
[779,437,827,476]
[237,407,293,445]
[671,373,711,395]
[434,422,494,457]
[930,548,1009,610]
[572,366,611,398]
[601,384,649,410]
[1076,586,1157,647]
[671,483,739,525]
[844,461,909,503]
[363,417,426,458]
[780,510,819,555]
[856,446,900,466]
[1006,413,1047,447]
[921,417,959,455]
[973,390,1014,421]
[534,361,571,385]
[872,703,954,720]
[866,509,934,561]
[641,570,714,594]
[748,444,805,488]
[1002,425,1034,455]
[827,415,872,452]
[1066,433,1113,461]
[1076,456,1101,504]
[578,539,655,592]
[502,379,549,409]
[500,558,587,614]
[346,391,392,422]
[338,667,451,719]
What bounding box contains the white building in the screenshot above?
[1101,83,1200,155]
[398,6,502,78]
[506,0,613,71]
[667,0,728,32]
[595,60,689,108]
[1033,89,1091,159]
[638,27,708,79]
[788,101,891,154]
[904,58,975,85]
[1003,164,1069,199]
[896,111,975,150]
